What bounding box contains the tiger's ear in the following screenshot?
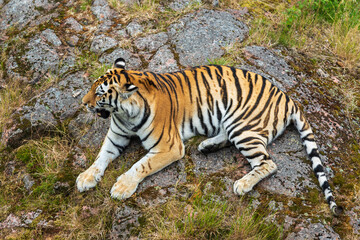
[114,58,126,69]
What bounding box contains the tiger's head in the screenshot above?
[82,58,141,119]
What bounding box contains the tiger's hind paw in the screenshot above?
[233,178,254,195]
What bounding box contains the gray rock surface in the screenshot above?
[41,29,62,47]
[25,36,60,75]
[64,17,83,32]
[126,21,144,37]
[23,174,35,191]
[169,0,201,11]
[90,34,118,54]
[0,0,53,30]
[148,46,179,73]
[168,9,248,66]
[286,220,341,240]
[91,0,114,21]
[135,32,168,52]
[4,72,87,147]
[243,46,298,91]
[110,205,142,239]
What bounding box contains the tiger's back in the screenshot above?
[77,59,342,216]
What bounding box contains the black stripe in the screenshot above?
[197,99,208,136]
[236,136,260,145]
[183,71,193,103]
[301,133,314,142]
[314,164,324,174]
[107,136,125,153]
[215,101,222,122]
[229,119,261,140]
[148,127,165,150]
[194,71,203,105]
[326,195,334,204]
[141,128,154,142]
[242,76,266,120]
[309,148,320,159]
[110,126,130,139]
[250,84,276,122]
[131,93,151,132]
[112,115,130,134]
[231,67,243,102]
[207,109,215,136]
[321,181,330,192]
[243,152,265,160]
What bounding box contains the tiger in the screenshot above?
[76,57,342,215]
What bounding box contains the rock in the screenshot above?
[41,29,62,47]
[134,32,168,52]
[0,214,24,229]
[64,17,83,32]
[137,160,186,192]
[189,145,238,176]
[3,72,87,147]
[168,9,248,66]
[110,205,142,239]
[0,0,54,30]
[67,35,80,46]
[90,34,118,54]
[21,209,42,225]
[68,112,109,148]
[91,0,114,21]
[72,146,88,168]
[126,21,144,37]
[242,46,298,91]
[53,181,70,193]
[23,174,35,191]
[169,0,201,11]
[147,46,179,73]
[346,206,360,235]
[317,68,330,78]
[99,48,142,70]
[25,36,60,76]
[286,220,340,240]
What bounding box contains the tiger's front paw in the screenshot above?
[76,166,103,192]
[233,178,253,195]
[110,174,139,200]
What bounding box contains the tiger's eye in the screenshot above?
[108,89,113,94]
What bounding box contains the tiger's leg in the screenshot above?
[76,127,130,192]
[198,130,231,154]
[111,139,185,200]
[231,135,277,195]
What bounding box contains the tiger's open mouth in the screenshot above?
[96,109,111,119]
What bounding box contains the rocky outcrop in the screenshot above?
[0,1,358,239]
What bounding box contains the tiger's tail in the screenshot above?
[291,105,342,216]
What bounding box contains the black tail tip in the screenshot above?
[332,206,344,216]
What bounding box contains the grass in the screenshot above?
[143,193,282,239]
[207,57,233,66]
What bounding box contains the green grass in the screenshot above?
[207,57,233,66]
[143,193,282,239]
